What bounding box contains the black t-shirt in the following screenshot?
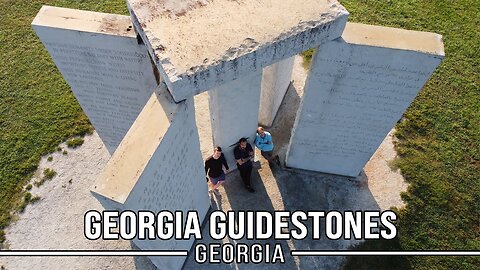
[234,143,253,167]
[205,153,229,178]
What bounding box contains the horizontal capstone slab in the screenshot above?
[126,0,348,101]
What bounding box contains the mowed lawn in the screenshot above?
[339,0,479,269]
[0,0,128,243]
[1,0,479,269]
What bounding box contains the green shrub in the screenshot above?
[30,196,41,204]
[34,168,57,187]
[18,192,31,212]
[66,138,84,149]
[23,192,32,202]
[17,192,40,213]
[0,230,5,245]
[301,48,315,69]
[43,168,56,180]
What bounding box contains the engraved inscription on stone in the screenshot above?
[34,27,158,153]
[287,39,443,176]
[124,99,209,269]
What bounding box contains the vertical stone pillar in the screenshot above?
[32,6,158,154]
[208,72,262,168]
[286,23,444,177]
[259,57,295,127]
[92,87,209,270]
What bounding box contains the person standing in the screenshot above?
[234,138,255,193]
[205,146,229,195]
[255,126,281,166]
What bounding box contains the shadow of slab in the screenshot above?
[184,59,383,269]
[182,163,381,269]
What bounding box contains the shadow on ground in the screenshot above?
[182,80,386,270]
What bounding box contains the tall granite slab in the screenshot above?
[259,57,295,127]
[286,23,444,177]
[125,0,348,101]
[209,72,262,169]
[32,6,159,154]
[92,86,209,270]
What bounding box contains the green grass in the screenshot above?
[25,184,32,191]
[66,138,84,149]
[17,191,40,213]
[33,168,56,187]
[0,0,128,244]
[42,168,56,180]
[337,0,480,269]
[301,48,315,69]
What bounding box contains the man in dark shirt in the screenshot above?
[234,138,255,193]
[205,146,229,194]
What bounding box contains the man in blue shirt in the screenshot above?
[255,127,281,166]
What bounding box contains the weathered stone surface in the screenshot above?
[32,6,159,154]
[259,57,295,127]
[286,22,444,177]
[208,72,262,169]
[126,0,348,101]
[91,88,209,270]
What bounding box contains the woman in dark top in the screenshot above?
[205,146,229,194]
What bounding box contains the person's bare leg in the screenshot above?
[209,180,216,191]
[212,182,223,195]
[212,181,223,190]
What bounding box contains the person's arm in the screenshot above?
[204,159,209,175]
[255,134,262,148]
[204,159,210,181]
[240,155,253,163]
[234,148,244,165]
[221,154,229,171]
[266,133,272,144]
[248,143,254,158]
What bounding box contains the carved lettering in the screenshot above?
[288,40,441,176]
[38,35,158,153]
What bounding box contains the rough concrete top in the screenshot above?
[32,5,135,37]
[343,22,445,56]
[126,0,348,100]
[92,87,179,204]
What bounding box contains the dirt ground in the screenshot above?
[0,56,408,270]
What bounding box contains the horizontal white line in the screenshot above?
[0,251,188,257]
[291,251,480,256]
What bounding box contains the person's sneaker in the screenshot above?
[246,186,255,193]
